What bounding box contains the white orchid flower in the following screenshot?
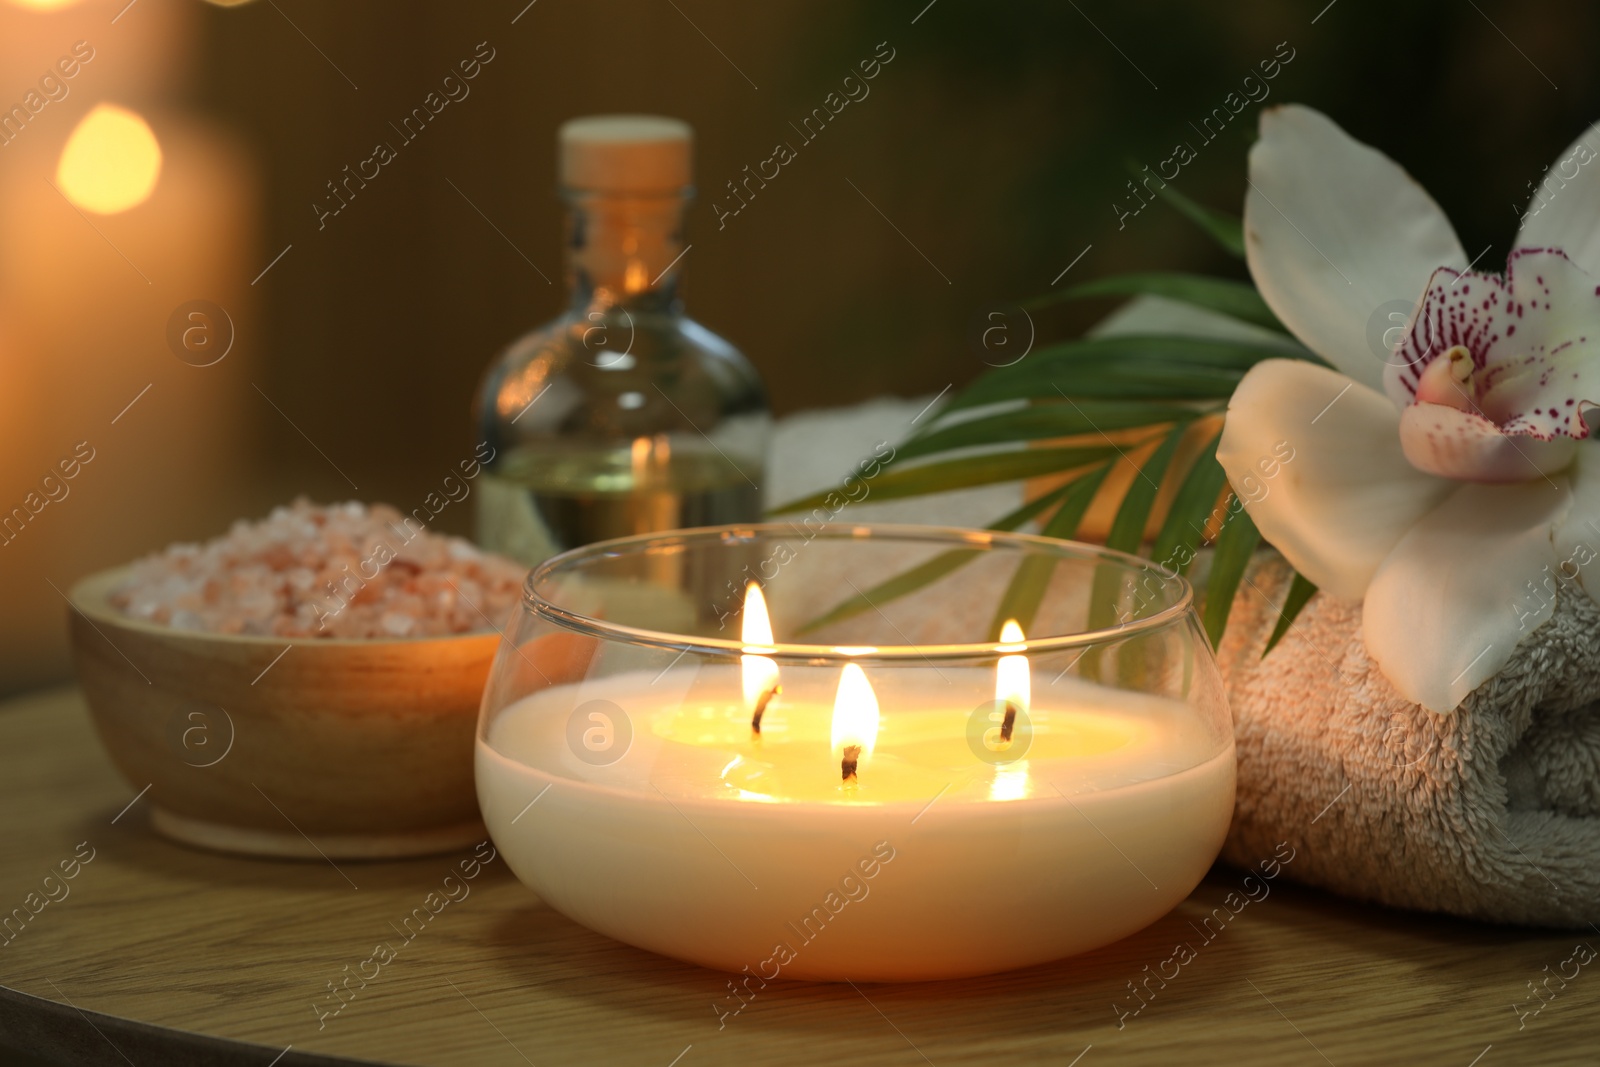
[1217,104,1600,713]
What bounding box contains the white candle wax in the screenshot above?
[477,665,1233,981]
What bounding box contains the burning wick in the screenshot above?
[832,662,878,787]
[999,699,1019,744]
[750,680,781,735]
[742,581,782,737]
[995,619,1028,749]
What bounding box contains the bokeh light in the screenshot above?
[55,103,163,214]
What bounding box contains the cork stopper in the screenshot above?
[559,114,693,194]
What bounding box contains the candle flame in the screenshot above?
[630,435,651,483]
[831,662,880,767]
[741,582,780,728]
[624,258,649,293]
[630,434,671,485]
[56,104,163,215]
[996,619,1029,745]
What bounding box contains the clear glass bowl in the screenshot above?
[476,524,1235,982]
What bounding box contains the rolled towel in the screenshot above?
[1216,552,1600,927]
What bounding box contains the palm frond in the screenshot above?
[1027,272,1285,333]
[776,187,1318,649]
[1151,180,1246,257]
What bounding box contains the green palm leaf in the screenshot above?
[947,335,1306,413]
[1152,181,1245,257]
[1104,423,1187,555]
[1202,507,1261,648]
[1083,422,1191,639]
[769,163,1319,653]
[1149,430,1227,574]
[899,400,1204,463]
[771,444,1136,516]
[985,464,1112,640]
[792,476,1094,636]
[1263,571,1318,656]
[1030,272,1285,332]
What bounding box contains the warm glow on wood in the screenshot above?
[56,104,163,215]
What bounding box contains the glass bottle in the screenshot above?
[474,115,769,567]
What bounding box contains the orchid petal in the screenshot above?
[1218,359,1452,599]
[1364,479,1568,713]
[1245,105,1466,392]
[1552,440,1600,602]
[1398,402,1576,482]
[1512,121,1600,277]
[1386,250,1600,439]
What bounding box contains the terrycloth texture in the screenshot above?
[1219,553,1600,927]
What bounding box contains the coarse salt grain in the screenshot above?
[110,499,527,639]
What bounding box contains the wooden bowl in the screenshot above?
[67,565,502,859]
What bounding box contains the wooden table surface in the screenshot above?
[0,686,1595,1067]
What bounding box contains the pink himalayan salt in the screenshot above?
[110,499,527,639]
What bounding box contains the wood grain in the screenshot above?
[1,686,1597,1066]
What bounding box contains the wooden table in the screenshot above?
[1,686,1595,1066]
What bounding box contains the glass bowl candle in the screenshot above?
[476,524,1235,982]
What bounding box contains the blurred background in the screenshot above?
[1,0,1596,695]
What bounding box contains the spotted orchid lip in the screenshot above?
[1397,400,1576,483]
[1385,247,1600,443]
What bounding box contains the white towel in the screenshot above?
[1217,553,1600,927]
